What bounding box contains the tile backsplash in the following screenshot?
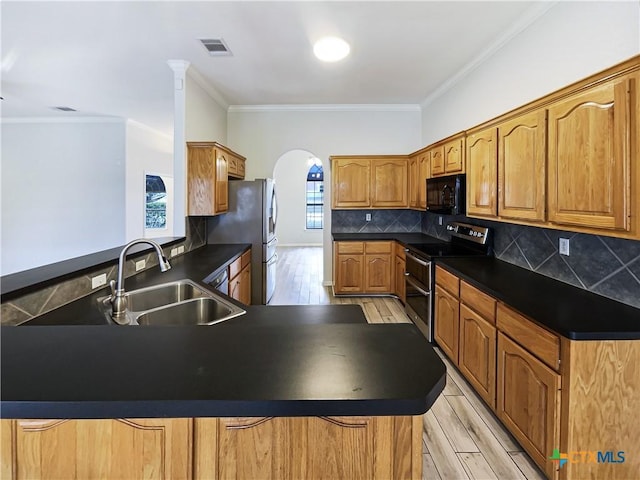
[1,217,207,326]
[422,212,640,309]
[331,209,422,233]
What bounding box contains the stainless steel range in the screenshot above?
[404,222,491,341]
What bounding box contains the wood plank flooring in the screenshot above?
[270,246,546,480]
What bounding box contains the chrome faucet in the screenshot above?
[109,239,171,324]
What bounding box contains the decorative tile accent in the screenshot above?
[331,209,421,233]
[422,212,640,311]
[1,217,208,325]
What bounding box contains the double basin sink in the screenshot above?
[98,279,245,326]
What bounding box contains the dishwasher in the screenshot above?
[208,269,229,296]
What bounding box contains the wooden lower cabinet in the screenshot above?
[334,241,393,295]
[194,415,423,480]
[458,304,496,409]
[497,333,560,480]
[433,284,459,364]
[1,418,192,480]
[395,254,406,303]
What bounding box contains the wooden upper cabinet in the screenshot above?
[370,158,408,208]
[498,110,547,222]
[408,155,419,209]
[430,146,445,176]
[331,156,407,209]
[417,151,430,209]
[444,137,464,174]
[547,76,634,231]
[187,142,243,216]
[331,157,371,208]
[466,128,498,218]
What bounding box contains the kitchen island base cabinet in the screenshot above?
[194,415,423,480]
[1,418,192,480]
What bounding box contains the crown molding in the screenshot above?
[421,1,559,108]
[227,104,421,113]
[186,67,230,110]
[1,116,125,124]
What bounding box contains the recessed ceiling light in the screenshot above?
[313,37,350,62]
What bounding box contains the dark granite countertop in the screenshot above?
[2,244,446,419]
[436,257,640,341]
[332,232,444,245]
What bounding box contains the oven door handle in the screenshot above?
[405,251,430,267]
[405,275,430,297]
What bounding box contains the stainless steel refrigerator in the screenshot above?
[207,178,277,304]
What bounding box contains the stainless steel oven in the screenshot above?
[404,222,491,342]
[404,250,432,341]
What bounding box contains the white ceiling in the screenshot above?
[1,1,545,136]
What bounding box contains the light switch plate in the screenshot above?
[365,213,371,222]
[170,247,178,258]
[91,273,107,289]
[438,216,443,226]
[559,238,570,256]
[135,259,146,271]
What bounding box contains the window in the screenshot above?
[145,174,167,229]
[306,164,324,229]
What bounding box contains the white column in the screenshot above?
[167,60,190,236]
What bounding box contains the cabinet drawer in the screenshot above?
[229,256,242,279]
[336,242,364,254]
[461,281,496,324]
[365,241,392,254]
[241,249,251,269]
[497,304,560,371]
[435,265,459,297]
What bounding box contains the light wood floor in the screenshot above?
[271,246,546,480]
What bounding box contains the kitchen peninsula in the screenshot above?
[0,244,445,480]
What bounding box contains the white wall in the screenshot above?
[273,150,324,246]
[185,72,228,142]
[421,1,640,143]
[227,106,422,283]
[125,120,174,240]
[1,119,126,274]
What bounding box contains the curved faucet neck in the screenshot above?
[115,239,169,293]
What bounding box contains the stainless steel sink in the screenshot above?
[136,297,240,326]
[97,279,245,325]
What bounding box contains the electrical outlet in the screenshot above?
[170,247,178,258]
[177,245,185,254]
[559,238,570,256]
[135,259,146,271]
[438,216,443,226]
[365,213,371,222]
[91,273,107,289]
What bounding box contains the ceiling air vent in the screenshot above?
[199,38,232,56]
[52,106,76,112]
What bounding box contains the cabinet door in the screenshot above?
[434,285,459,364]
[497,333,560,479]
[430,146,444,176]
[370,158,408,208]
[331,158,371,208]
[364,254,392,293]
[548,76,633,231]
[466,128,498,217]
[459,304,497,409]
[408,155,419,209]
[444,138,464,174]
[395,255,406,304]
[4,418,191,480]
[239,264,251,305]
[498,110,546,222]
[215,150,229,214]
[417,152,430,209]
[187,145,216,216]
[335,254,364,294]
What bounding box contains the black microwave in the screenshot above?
[426,174,466,215]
